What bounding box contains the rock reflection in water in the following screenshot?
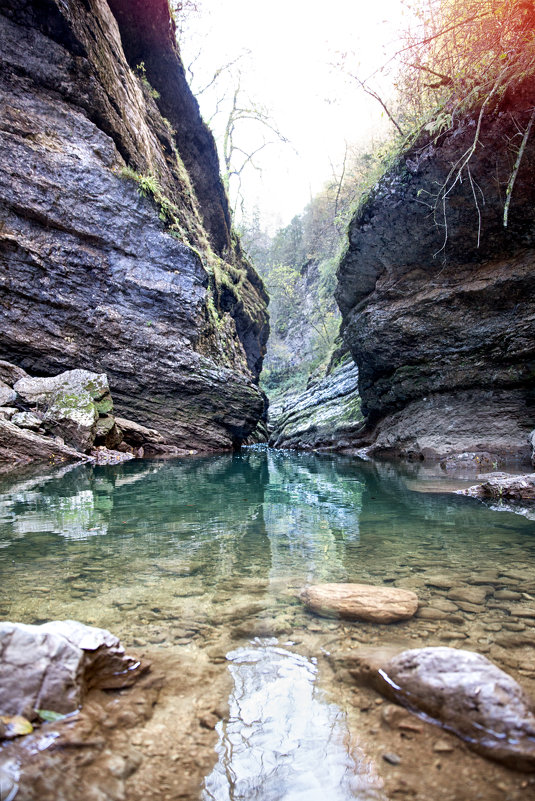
[203,639,384,801]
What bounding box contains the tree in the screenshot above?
[340,0,535,241]
[171,0,288,218]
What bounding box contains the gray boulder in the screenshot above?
[530,430,535,466]
[14,370,113,452]
[460,472,535,501]
[367,646,535,770]
[0,620,145,718]
[11,411,42,430]
[0,382,16,407]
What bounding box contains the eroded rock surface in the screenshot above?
[0,0,268,452]
[300,583,419,623]
[0,418,91,470]
[336,91,535,462]
[269,355,363,450]
[0,620,145,717]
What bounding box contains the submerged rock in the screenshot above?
[460,472,535,501]
[0,620,145,718]
[300,582,419,623]
[357,646,535,771]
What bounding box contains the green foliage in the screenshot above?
[136,61,161,100]
[119,167,188,241]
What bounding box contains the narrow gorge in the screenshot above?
[1,2,535,801]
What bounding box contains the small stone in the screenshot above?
[433,739,454,753]
[383,752,401,765]
[424,575,456,590]
[199,713,219,730]
[447,586,489,605]
[495,590,523,601]
[11,411,42,430]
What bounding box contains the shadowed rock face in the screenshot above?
[0,0,268,451]
[336,94,535,462]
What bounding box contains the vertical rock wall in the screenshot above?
[336,95,535,462]
[0,0,269,451]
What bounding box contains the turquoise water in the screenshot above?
[1,448,534,799]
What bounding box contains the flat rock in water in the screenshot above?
[0,620,145,718]
[300,583,419,623]
[371,646,535,770]
[459,473,535,501]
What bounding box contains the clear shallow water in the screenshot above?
[1,448,535,799]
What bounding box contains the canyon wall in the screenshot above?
[336,91,535,462]
[0,0,268,452]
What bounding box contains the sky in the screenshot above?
[177,0,412,227]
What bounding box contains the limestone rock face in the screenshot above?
[0,620,144,717]
[0,0,268,452]
[370,647,535,771]
[300,583,419,623]
[336,94,535,462]
[269,356,363,450]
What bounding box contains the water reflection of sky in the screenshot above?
[203,639,385,801]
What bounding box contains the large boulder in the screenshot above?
[0,360,28,387]
[299,583,419,623]
[14,370,114,453]
[0,620,145,718]
[365,646,535,770]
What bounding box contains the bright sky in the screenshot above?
[178,0,411,227]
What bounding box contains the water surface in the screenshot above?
[1,449,534,799]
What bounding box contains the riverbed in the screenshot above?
[1,449,534,800]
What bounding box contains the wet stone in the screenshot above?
[503,621,526,631]
[456,601,485,614]
[495,590,523,601]
[383,752,402,765]
[424,575,457,590]
[433,739,455,753]
[447,587,490,605]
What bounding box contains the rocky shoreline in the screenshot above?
[0,360,187,469]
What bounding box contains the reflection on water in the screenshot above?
[203,639,384,801]
[1,448,535,798]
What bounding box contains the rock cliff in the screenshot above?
[0,0,268,452]
[336,91,535,462]
[268,354,362,450]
